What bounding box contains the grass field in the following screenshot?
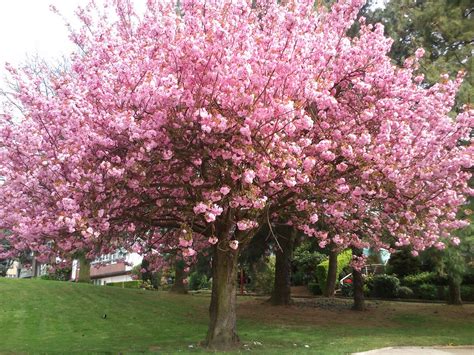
[0,278,473,354]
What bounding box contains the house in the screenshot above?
[5,255,48,278]
[71,251,143,285]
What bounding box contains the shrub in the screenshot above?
[364,275,374,295]
[461,285,474,302]
[188,272,211,290]
[417,283,438,300]
[315,249,352,294]
[292,243,327,285]
[402,272,436,288]
[253,256,275,295]
[364,275,374,296]
[462,268,474,284]
[397,286,415,299]
[107,280,141,288]
[292,271,306,286]
[340,279,353,297]
[40,267,72,281]
[386,248,421,277]
[371,274,400,298]
[307,282,322,295]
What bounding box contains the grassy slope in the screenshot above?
[0,278,473,354]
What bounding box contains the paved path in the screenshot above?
[353,346,474,355]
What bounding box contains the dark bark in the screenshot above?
[351,248,365,311]
[77,255,91,283]
[270,225,296,305]
[170,258,188,294]
[324,248,338,297]
[31,257,38,277]
[447,278,462,305]
[205,244,240,349]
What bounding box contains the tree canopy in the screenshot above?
[0,0,472,348]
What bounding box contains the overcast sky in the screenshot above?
[0,1,82,66]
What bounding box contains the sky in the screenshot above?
[0,0,147,90]
[0,0,82,67]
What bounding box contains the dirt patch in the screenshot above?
[237,297,474,328]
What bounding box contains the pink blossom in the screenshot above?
[220,186,231,195]
[182,248,197,258]
[237,219,258,231]
[229,240,239,250]
[303,157,316,171]
[321,151,336,161]
[336,163,348,172]
[242,170,256,184]
[204,212,216,223]
[179,238,193,248]
[337,185,350,194]
[162,150,173,160]
[415,48,425,59]
[193,202,207,215]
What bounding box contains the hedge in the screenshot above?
[106,280,141,288]
[315,249,352,294]
[461,285,474,302]
[371,274,400,298]
[402,272,447,287]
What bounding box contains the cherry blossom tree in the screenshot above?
[0,0,472,349]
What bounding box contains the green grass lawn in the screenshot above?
[0,278,473,354]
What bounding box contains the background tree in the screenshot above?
[0,234,12,277]
[269,225,296,305]
[366,0,473,106]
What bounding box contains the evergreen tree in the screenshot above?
[367,0,473,105]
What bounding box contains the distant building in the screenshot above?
[71,251,143,285]
[5,255,48,278]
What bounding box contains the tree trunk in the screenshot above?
[351,248,365,311]
[270,226,295,305]
[324,248,338,297]
[447,278,462,305]
[170,258,188,294]
[31,257,38,277]
[205,244,240,349]
[77,255,91,283]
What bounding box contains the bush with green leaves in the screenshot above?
[188,272,211,290]
[371,274,400,298]
[417,283,438,300]
[340,279,353,297]
[397,286,415,299]
[132,260,162,289]
[460,285,474,302]
[315,249,352,294]
[107,280,141,288]
[307,282,322,295]
[253,256,275,295]
[386,248,421,277]
[292,242,327,286]
[402,272,436,288]
[462,268,474,284]
[40,266,72,281]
